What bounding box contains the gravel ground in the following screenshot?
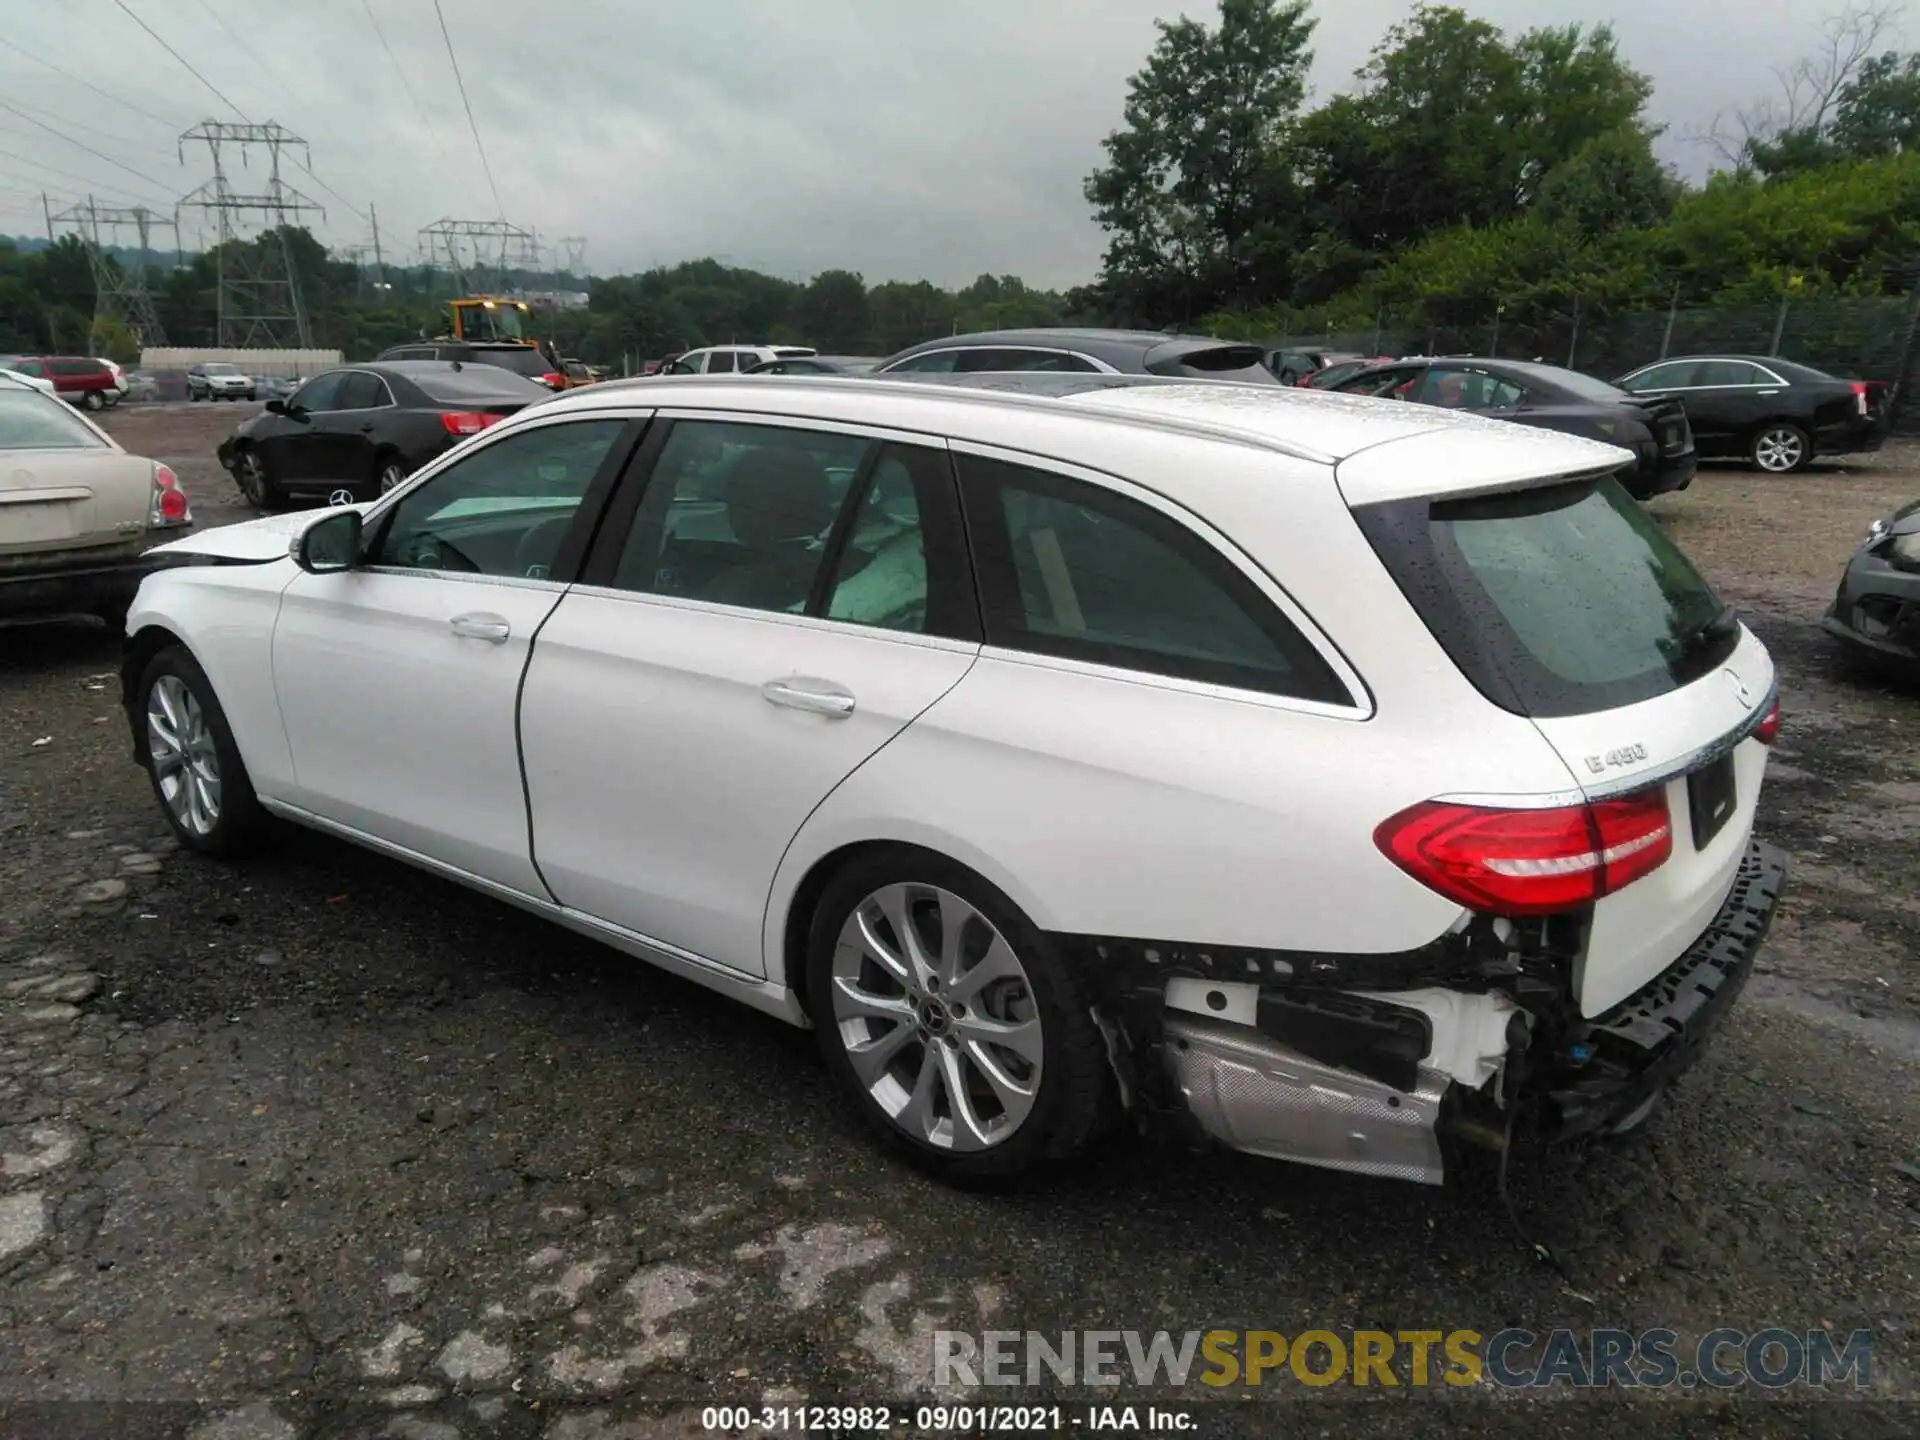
[0,409,1914,1438]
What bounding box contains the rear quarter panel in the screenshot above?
[762,430,1585,984]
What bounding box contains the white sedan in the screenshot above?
[121,374,1787,1186]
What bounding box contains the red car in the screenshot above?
[6,355,123,411]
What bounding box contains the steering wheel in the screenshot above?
[511,514,575,579]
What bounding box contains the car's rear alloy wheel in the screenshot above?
[82,390,104,411]
[831,882,1043,1151]
[139,648,261,856]
[377,457,409,494]
[1751,423,1810,473]
[808,853,1112,1183]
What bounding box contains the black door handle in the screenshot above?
[358,423,375,433]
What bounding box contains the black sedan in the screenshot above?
[1824,497,1920,679]
[742,355,882,375]
[1614,354,1889,473]
[1326,357,1696,500]
[217,362,552,510]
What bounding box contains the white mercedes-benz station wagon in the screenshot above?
[121,373,1785,1186]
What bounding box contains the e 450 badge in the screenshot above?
[1585,742,1649,775]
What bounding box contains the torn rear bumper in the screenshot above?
[1540,839,1786,1141]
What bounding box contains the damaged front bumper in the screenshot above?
[1071,840,1787,1185]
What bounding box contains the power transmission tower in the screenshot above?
[49,197,179,349]
[561,236,587,279]
[177,120,324,348]
[419,218,534,296]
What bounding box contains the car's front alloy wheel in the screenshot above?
[1751,423,1811,473]
[808,853,1111,1183]
[234,449,280,510]
[138,646,261,856]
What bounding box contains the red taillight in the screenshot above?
[1754,697,1780,745]
[150,462,190,526]
[1374,791,1673,916]
[540,372,564,388]
[439,411,501,436]
[1850,381,1869,416]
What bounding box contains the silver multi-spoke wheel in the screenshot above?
[147,674,222,836]
[378,460,407,494]
[830,882,1043,1152]
[1753,425,1807,473]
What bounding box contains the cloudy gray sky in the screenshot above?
[0,0,1886,288]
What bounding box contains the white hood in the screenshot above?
[146,503,372,563]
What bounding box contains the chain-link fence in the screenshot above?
[1269,290,1920,431]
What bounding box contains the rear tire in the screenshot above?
[82,390,105,412]
[805,847,1113,1186]
[1750,422,1811,473]
[137,646,262,858]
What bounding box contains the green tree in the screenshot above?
[1084,0,1317,321]
[797,269,871,352]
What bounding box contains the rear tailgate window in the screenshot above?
[411,369,548,406]
[1143,341,1277,382]
[1352,475,1738,718]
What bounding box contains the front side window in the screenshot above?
[610,421,864,613]
[290,372,347,413]
[1620,362,1698,392]
[369,419,624,578]
[0,388,108,448]
[957,454,1349,702]
[881,351,959,374]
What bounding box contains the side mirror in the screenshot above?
[264,398,286,415]
[294,509,361,574]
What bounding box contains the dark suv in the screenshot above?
[375,341,562,389]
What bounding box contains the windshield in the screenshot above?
[1355,476,1735,716]
[1517,365,1630,403]
[0,387,108,449]
[204,363,237,375]
[457,302,532,343]
[466,347,550,379]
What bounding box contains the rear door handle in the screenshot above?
[358,422,375,432]
[761,676,855,717]
[449,612,510,643]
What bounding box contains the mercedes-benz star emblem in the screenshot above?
[327,489,354,507]
[1722,667,1752,707]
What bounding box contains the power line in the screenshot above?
[0,33,179,129]
[0,100,175,196]
[432,0,504,219]
[110,0,247,121]
[364,0,445,152]
[0,145,172,209]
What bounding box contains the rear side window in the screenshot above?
[1354,476,1736,717]
[954,349,1099,373]
[881,351,959,374]
[957,454,1350,703]
[0,389,107,448]
[338,372,388,409]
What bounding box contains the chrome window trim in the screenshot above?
[352,565,572,594]
[332,369,397,412]
[1621,360,1788,391]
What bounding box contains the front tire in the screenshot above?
[806,848,1112,1185]
[232,446,288,511]
[1750,422,1811,473]
[138,646,262,858]
[82,390,105,412]
[375,453,411,495]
